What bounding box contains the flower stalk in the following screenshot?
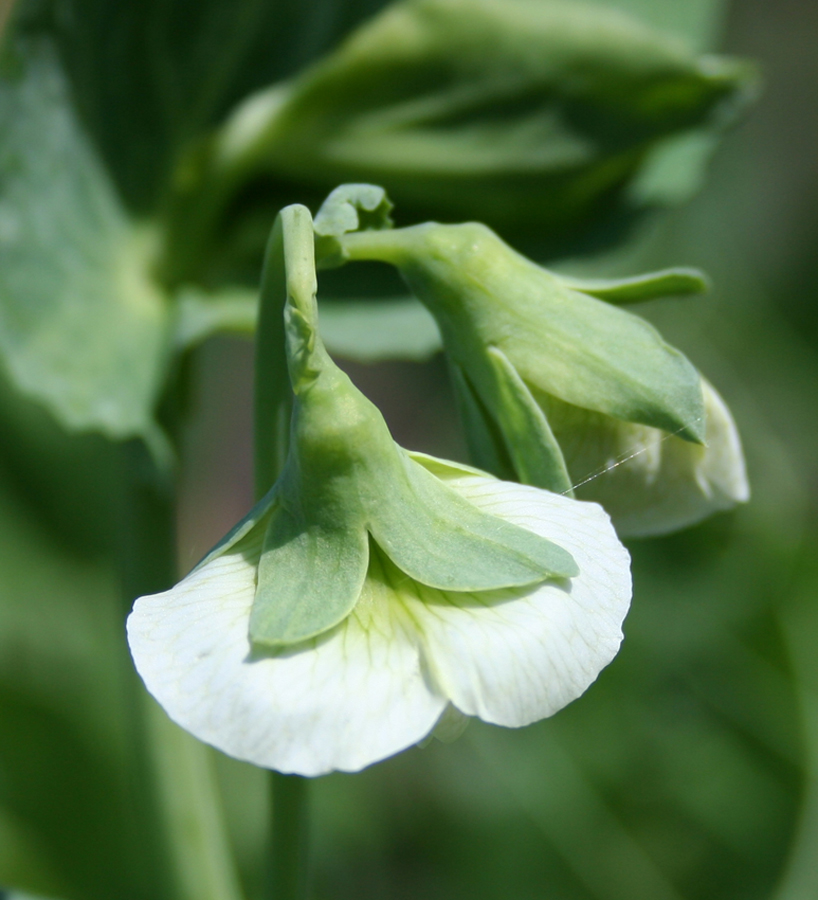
[254,206,315,899]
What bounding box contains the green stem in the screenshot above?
[337,226,414,266]
[269,773,310,900]
[254,207,314,899]
[254,214,293,497]
[118,440,245,900]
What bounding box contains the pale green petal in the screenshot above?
[127,526,446,776]
[380,478,631,726]
[540,378,749,537]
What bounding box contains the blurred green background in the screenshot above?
[2,0,818,898]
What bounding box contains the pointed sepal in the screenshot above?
[365,448,578,589]
[485,345,574,496]
[251,500,370,648]
[557,268,708,306]
[448,361,515,482]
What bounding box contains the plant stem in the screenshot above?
[254,208,314,899]
[118,439,245,900]
[269,773,310,900]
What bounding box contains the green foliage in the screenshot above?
[0,41,170,443]
[3,0,813,898]
[165,0,755,279]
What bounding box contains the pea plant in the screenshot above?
[0,1,757,899]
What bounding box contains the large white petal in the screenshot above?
[381,475,631,727]
[128,472,631,775]
[127,525,446,776]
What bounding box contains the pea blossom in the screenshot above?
[127,206,631,775]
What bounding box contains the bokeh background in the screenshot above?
[1,0,817,898]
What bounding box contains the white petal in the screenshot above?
[127,525,446,776]
[128,473,631,775]
[378,477,631,727]
[546,379,749,537]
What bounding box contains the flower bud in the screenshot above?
[334,207,748,533]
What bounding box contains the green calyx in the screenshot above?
[336,214,707,496]
[246,205,576,649]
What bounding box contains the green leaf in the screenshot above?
[252,501,371,648]
[27,0,391,212]
[601,0,727,51]
[195,0,754,249]
[319,296,441,362]
[173,285,442,363]
[485,346,574,495]
[558,267,709,305]
[0,41,170,443]
[172,286,257,351]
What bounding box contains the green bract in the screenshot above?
[210,206,577,648]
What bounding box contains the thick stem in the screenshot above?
[254,208,315,900]
[118,440,245,900]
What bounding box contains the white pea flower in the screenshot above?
[127,205,631,775]
[127,458,630,776]
[331,206,748,533]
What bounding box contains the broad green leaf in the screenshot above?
[184,0,753,264]
[485,346,574,495]
[0,40,170,443]
[23,0,392,212]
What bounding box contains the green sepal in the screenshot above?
[485,346,574,496]
[314,183,394,268]
[249,205,579,646]
[557,268,709,305]
[366,447,578,589]
[448,361,516,482]
[251,500,370,648]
